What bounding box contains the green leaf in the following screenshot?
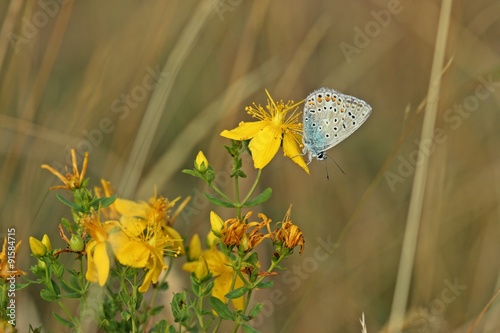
[150,320,167,333]
[243,188,272,207]
[255,280,273,289]
[15,283,30,290]
[56,193,84,212]
[203,192,236,208]
[225,286,248,299]
[182,169,201,178]
[244,252,259,266]
[209,296,234,320]
[205,168,216,184]
[149,305,164,316]
[190,273,202,296]
[96,194,117,208]
[248,303,263,318]
[155,281,169,290]
[242,323,261,333]
[40,289,59,302]
[202,280,215,297]
[121,310,131,321]
[64,292,82,298]
[60,217,71,230]
[53,312,72,328]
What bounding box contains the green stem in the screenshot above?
[211,183,233,203]
[235,175,242,219]
[240,169,262,207]
[195,291,205,330]
[212,318,222,333]
[57,299,81,332]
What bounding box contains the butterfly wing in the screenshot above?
[303,87,372,160]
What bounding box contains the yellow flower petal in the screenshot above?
[115,242,150,268]
[94,242,110,286]
[114,198,148,217]
[283,132,309,174]
[248,125,281,169]
[220,121,266,140]
[211,269,245,310]
[138,258,164,293]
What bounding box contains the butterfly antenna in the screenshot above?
[325,158,330,180]
[326,153,346,176]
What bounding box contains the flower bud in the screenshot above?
[210,211,223,236]
[188,234,202,261]
[29,236,47,257]
[194,257,209,281]
[41,234,52,252]
[194,151,209,173]
[69,235,85,252]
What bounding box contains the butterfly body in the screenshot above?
[302,87,372,164]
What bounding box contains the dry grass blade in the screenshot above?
[466,287,500,333]
[387,0,454,331]
[118,0,214,198]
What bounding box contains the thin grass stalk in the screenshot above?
[387,0,453,331]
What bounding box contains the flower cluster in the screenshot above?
[17,90,309,333]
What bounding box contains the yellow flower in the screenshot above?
[114,194,189,255]
[115,216,180,293]
[0,237,27,279]
[183,246,246,310]
[41,148,88,190]
[220,90,309,174]
[0,319,15,333]
[82,215,123,286]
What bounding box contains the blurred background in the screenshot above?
[1,0,499,332]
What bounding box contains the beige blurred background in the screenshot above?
[1,0,499,332]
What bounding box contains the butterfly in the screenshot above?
[302,87,372,164]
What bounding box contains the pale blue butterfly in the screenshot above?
[302,87,372,164]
